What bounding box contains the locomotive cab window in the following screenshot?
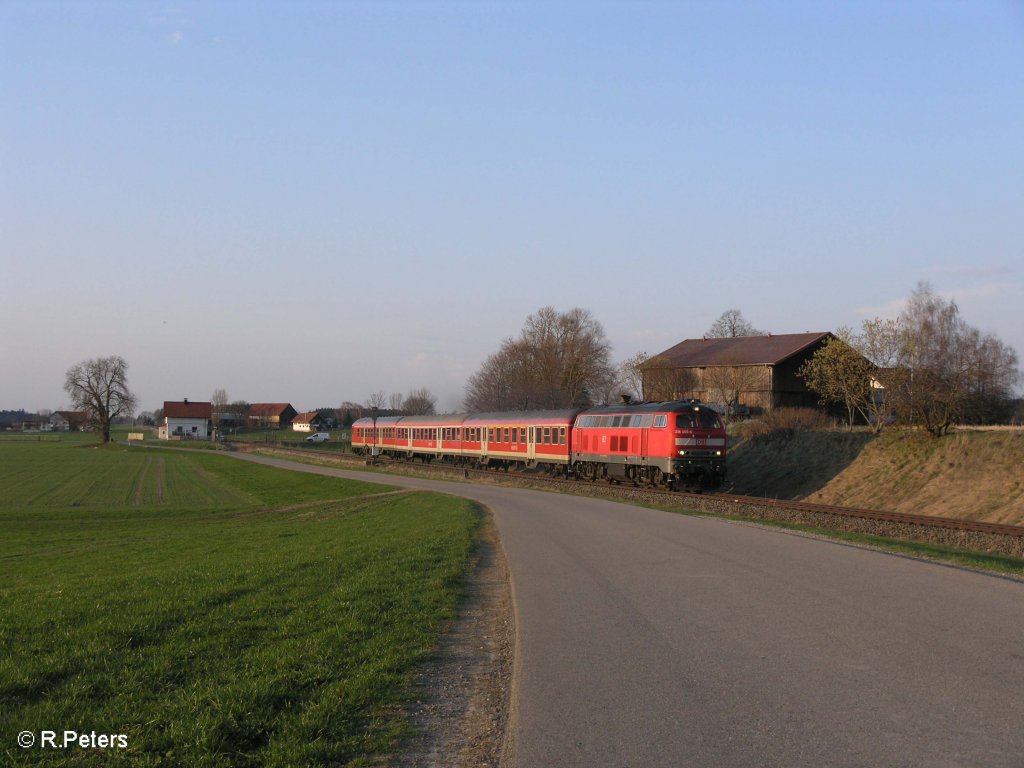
[676,414,697,429]
[700,411,723,429]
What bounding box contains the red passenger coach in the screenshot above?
[462,410,579,471]
[571,400,726,489]
[352,415,464,461]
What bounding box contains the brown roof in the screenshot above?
[653,333,833,367]
[249,403,295,418]
[164,400,212,419]
[293,411,320,423]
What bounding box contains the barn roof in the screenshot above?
[653,332,833,367]
[249,403,295,418]
[164,400,212,419]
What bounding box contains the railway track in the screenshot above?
[237,444,1024,559]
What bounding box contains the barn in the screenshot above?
[645,332,834,412]
[248,403,297,429]
[291,411,327,432]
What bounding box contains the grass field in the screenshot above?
[0,439,481,766]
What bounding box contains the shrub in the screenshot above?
[737,407,834,440]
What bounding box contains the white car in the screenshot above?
[305,432,330,443]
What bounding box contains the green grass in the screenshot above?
[0,441,481,766]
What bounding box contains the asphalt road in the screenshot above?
[235,455,1024,768]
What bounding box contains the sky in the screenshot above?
[3,1,1022,414]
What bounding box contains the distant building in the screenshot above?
[646,332,835,411]
[49,411,87,432]
[248,403,297,430]
[291,411,326,432]
[160,399,213,440]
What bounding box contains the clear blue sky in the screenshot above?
[3,1,1022,414]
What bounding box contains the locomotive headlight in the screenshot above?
[678,450,686,456]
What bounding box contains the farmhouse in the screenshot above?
[645,332,834,412]
[291,411,327,432]
[49,411,87,432]
[160,399,213,440]
[248,403,297,430]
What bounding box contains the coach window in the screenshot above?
[559,427,566,445]
[542,427,550,444]
[502,427,509,443]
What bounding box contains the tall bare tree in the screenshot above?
[402,387,437,415]
[464,307,612,411]
[890,283,1020,435]
[706,309,764,338]
[365,391,388,410]
[211,388,229,426]
[63,356,137,443]
[626,353,698,402]
[701,361,764,420]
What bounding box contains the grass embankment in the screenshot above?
[727,427,1024,526]
[0,440,480,767]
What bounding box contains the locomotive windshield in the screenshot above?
[676,411,722,430]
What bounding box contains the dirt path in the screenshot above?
[388,514,515,767]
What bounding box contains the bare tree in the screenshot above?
[365,391,388,410]
[464,307,612,411]
[211,388,229,426]
[618,352,650,402]
[464,339,536,412]
[888,283,1019,435]
[402,387,437,415]
[702,361,764,420]
[63,356,137,443]
[706,309,764,338]
[630,353,699,402]
[845,318,902,430]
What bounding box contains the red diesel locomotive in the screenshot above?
[570,400,726,488]
[351,399,726,489]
